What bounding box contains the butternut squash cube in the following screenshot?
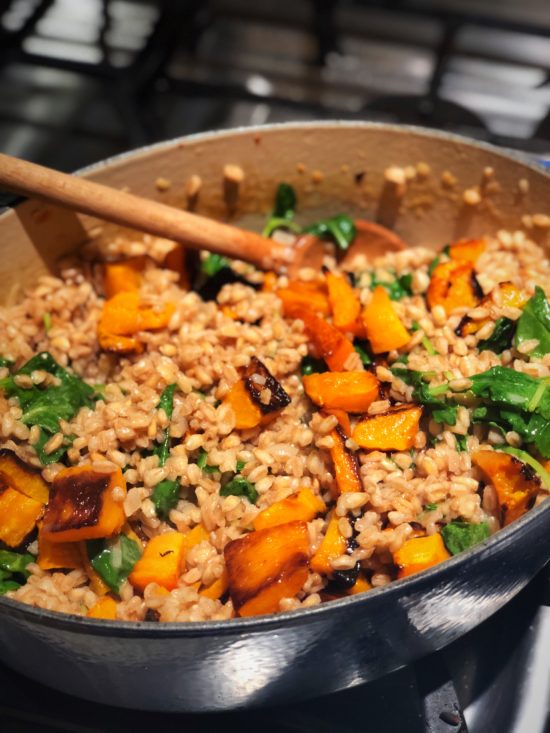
[42,466,126,543]
[329,426,362,494]
[303,371,379,413]
[352,405,422,451]
[254,489,326,531]
[310,514,348,575]
[87,596,117,620]
[393,534,450,579]
[129,531,188,592]
[224,521,310,617]
[0,449,49,504]
[0,486,44,547]
[362,286,410,353]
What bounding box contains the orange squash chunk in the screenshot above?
[326,271,362,333]
[394,534,450,579]
[224,521,310,617]
[98,291,174,353]
[348,574,372,595]
[200,569,229,600]
[223,357,290,430]
[87,596,117,620]
[362,286,410,353]
[224,379,262,429]
[293,307,356,371]
[329,426,362,494]
[427,260,480,315]
[449,238,486,264]
[254,489,326,531]
[473,450,540,526]
[0,486,44,547]
[310,514,348,575]
[0,449,49,504]
[324,408,351,436]
[352,405,422,451]
[42,466,126,543]
[303,371,379,412]
[129,531,189,592]
[277,281,331,317]
[104,256,146,298]
[456,281,527,337]
[37,527,81,570]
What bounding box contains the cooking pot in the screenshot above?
[1,122,549,712]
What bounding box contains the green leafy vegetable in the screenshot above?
[220,476,258,504]
[201,253,229,277]
[88,535,141,593]
[236,459,246,472]
[428,255,441,277]
[262,183,301,237]
[0,352,98,465]
[152,479,181,520]
[391,368,458,425]
[354,341,372,366]
[497,445,550,490]
[0,357,13,369]
[33,430,74,466]
[423,503,438,512]
[305,214,356,251]
[478,317,515,354]
[455,434,468,452]
[371,272,413,301]
[514,287,550,358]
[441,521,490,555]
[393,354,409,365]
[0,550,34,594]
[196,448,219,474]
[153,384,177,467]
[300,355,327,376]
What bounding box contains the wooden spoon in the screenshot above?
[0,153,405,275]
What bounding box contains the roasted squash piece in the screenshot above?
[224,520,310,617]
[352,405,422,451]
[0,486,44,547]
[326,271,362,333]
[0,449,49,504]
[348,574,372,595]
[129,531,188,592]
[427,260,480,315]
[42,466,126,543]
[449,238,486,264]
[455,281,527,337]
[98,291,175,353]
[303,371,379,412]
[277,281,331,317]
[310,514,348,575]
[37,527,81,570]
[200,569,229,600]
[325,408,351,436]
[329,426,362,494]
[87,595,117,620]
[104,256,146,298]
[254,489,326,531]
[224,357,291,430]
[393,534,450,579]
[362,286,410,353]
[292,307,356,371]
[473,450,540,526]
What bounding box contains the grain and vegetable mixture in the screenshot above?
[1,184,550,622]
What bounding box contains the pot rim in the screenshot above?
[1,120,549,637]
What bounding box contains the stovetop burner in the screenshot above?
[1,568,548,733]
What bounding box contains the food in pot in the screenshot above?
[0,183,549,621]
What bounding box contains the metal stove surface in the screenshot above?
[1,568,549,733]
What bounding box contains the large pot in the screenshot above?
[1,122,549,712]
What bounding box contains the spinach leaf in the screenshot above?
[201,253,229,278]
[455,434,468,451]
[0,357,13,369]
[469,367,550,419]
[371,272,413,301]
[301,355,327,375]
[441,522,490,555]
[0,579,22,594]
[236,459,246,472]
[220,476,258,504]
[305,214,356,252]
[153,384,177,467]
[34,431,74,466]
[262,183,301,237]
[498,445,550,490]
[514,287,550,358]
[196,448,219,474]
[393,353,409,365]
[0,352,98,465]
[354,340,372,366]
[152,479,180,520]
[478,317,516,354]
[391,368,458,425]
[88,535,141,593]
[0,550,34,577]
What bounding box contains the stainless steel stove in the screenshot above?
[1,2,550,730]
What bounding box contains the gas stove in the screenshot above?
[1,568,548,733]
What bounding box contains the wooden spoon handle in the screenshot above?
[0,153,292,271]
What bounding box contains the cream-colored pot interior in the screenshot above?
[1,122,549,303]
